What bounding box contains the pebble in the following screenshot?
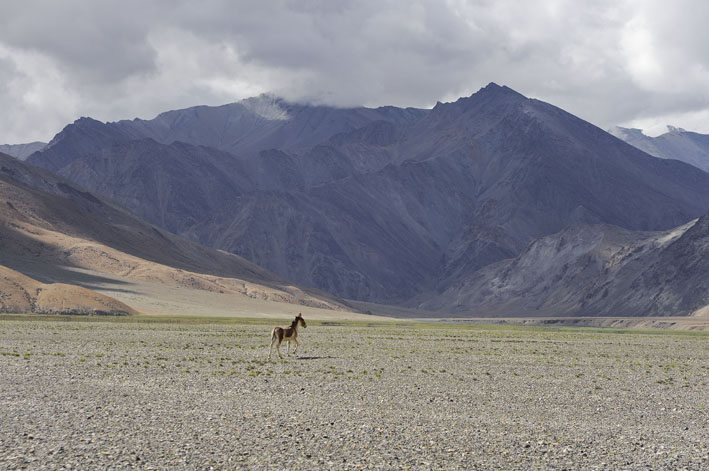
[0,319,707,470]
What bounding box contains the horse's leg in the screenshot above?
[286,340,291,355]
[270,336,280,360]
[293,338,299,355]
[268,330,276,360]
[277,339,283,359]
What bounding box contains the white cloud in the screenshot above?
[621,17,664,91]
[622,108,709,137]
[1,0,708,143]
[0,42,79,143]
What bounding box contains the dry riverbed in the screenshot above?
[1,317,707,470]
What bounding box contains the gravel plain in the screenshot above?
[1,317,707,470]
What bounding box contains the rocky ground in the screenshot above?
[0,317,707,470]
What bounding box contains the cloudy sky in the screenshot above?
[1,0,708,144]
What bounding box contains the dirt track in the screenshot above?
[1,318,707,470]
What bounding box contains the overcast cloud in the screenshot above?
[1,0,708,143]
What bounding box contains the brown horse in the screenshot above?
[269,313,307,360]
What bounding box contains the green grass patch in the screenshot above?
[0,313,706,338]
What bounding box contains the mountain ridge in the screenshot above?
[609,125,709,172]
[107,94,428,156]
[420,213,709,317]
[0,141,47,160]
[1,152,350,312]
[25,84,709,311]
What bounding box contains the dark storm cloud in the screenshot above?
[1,0,708,143]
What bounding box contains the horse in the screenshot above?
[268,313,307,360]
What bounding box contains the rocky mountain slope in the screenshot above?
[0,141,46,160]
[0,152,349,313]
[26,84,709,309]
[420,212,709,316]
[112,94,426,156]
[609,126,709,172]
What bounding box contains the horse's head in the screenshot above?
[297,313,307,328]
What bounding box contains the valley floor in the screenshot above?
[0,317,707,470]
[420,316,709,331]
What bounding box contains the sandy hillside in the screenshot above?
[47,266,392,321]
[0,152,365,318]
[1,219,349,312]
[0,265,135,315]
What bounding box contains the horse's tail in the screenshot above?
[270,327,278,341]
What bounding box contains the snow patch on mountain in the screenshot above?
[241,95,290,121]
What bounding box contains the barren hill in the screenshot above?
[420,212,709,317]
[0,264,136,315]
[0,152,351,315]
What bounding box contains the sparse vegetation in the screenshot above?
[0,317,707,469]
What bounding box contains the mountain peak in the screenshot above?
[612,123,709,172]
[455,82,527,107]
[74,116,103,124]
[431,82,526,114]
[608,126,647,141]
[476,82,527,99]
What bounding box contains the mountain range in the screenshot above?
[0,151,348,315]
[0,141,46,160]
[18,83,709,317]
[609,125,709,172]
[421,212,709,316]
